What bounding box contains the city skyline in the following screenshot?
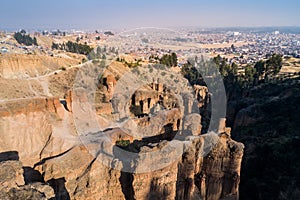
[1,0,300,30]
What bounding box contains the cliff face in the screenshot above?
[0,95,243,200]
[31,130,243,200]
[0,54,80,79]
[132,134,243,200]
[0,62,244,200]
[0,97,75,166]
[0,159,55,200]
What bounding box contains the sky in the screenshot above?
[1,0,300,30]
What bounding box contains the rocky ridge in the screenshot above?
[0,62,244,200]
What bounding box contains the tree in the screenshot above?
[254,60,266,84]
[51,42,59,49]
[231,62,238,76]
[265,54,282,79]
[219,58,228,77]
[254,60,266,78]
[104,31,114,36]
[231,44,236,51]
[96,46,102,56]
[171,52,178,66]
[244,65,256,87]
[33,37,37,46]
[160,53,178,67]
[14,32,38,46]
[52,41,93,55]
[213,55,221,66]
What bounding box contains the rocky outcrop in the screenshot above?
[105,74,117,100]
[131,131,243,200]
[0,160,25,189]
[31,127,243,200]
[0,97,64,117]
[199,134,243,200]
[64,90,73,112]
[0,54,80,79]
[233,104,264,129]
[0,160,54,200]
[182,114,202,136]
[0,97,76,166]
[0,62,244,200]
[133,162,178,200]
[36,145,126,200]
[0,105,243,200]
[194,85,209,108]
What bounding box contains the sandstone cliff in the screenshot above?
[0,158,55,200]
[31,129,243,200]
[0,61,244,200]
[0,97,76,166]
[0,54,80,79]
[0,94,243,200]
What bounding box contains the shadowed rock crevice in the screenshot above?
[39,131,53,160]
[119,172,135,200]
[23,167,45,184]
[0,151,19,162]
[47,178,70,200]
[112,145,136,200]
[33,147,75,168]
[147,179,171,200]
[0,151,55,200]
[60,99,70,112]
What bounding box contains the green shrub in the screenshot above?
[116,140,130,147]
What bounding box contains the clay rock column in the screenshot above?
[105,75,117,100]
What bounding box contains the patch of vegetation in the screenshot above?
[116,140,130,147]
[52,41,93,55]
[60,66,66,71]
[234,88,300,200]
[230,78,300,200]
[104,31,114,36]
[92,59,99,64]
[160,52,178,67]
[117,57,142,68]
[14,31,38,46]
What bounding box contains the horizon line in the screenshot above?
[2,25,300,32]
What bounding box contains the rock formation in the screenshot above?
[30,123,243,200]
[194,85,209,108]
[64,90,73,112]
[105,74,117,100]
[0,97,75,166]
[0,54,81,79]
[0,63,244,200]
[0,159,55,200]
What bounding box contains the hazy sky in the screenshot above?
[1,0,300,30]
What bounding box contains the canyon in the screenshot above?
[0,56,244,200]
